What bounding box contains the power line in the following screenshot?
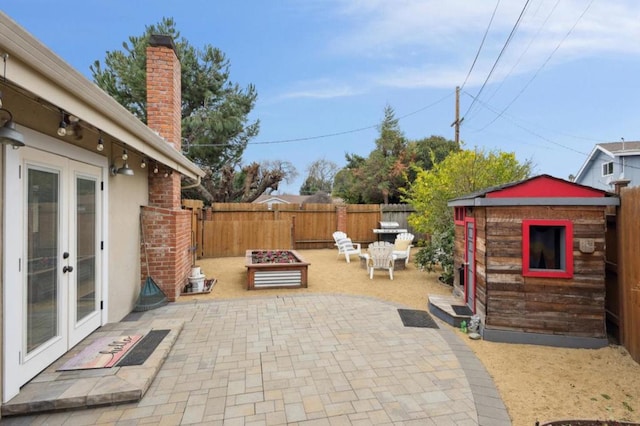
[462,0,532,120]
[461,91,598,159]
[473,0,595,132]
[482,0,561,107]
[188,92,453,148]
[460,0,502,90]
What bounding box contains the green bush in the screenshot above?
[414,226,454,285]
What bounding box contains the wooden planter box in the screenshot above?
[245,250,309,290]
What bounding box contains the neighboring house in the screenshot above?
[0,13,205,403]
[574,141,640,190]
[436,175,619,348]
[254,194,312,208]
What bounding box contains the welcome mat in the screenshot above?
[397,309,439,329]
[58,334,143,371]
[117,329,170,367]
[452,305,473,316]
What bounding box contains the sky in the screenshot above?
[3,0,640,194]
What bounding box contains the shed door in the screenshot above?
[465,220,475,312]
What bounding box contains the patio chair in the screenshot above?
[392,232,414,266]
[336,237,362,263]
[366,241,395,280]
[332,231,347,246]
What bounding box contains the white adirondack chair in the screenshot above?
[366,241,395,279]
[392,232,415,266]
[336,237,361,263]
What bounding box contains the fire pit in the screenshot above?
[245,250,309,290]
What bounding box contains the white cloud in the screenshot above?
[277,79,363,100]
[319,0,640,90]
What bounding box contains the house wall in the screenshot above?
[575,150,615,190]
[0,146,4,406]
[483,205,607,339]
[108,171,148,322]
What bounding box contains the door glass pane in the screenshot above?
[27,169,59,353]
[76,177,96,321]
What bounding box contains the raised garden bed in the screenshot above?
[245,250,309,290]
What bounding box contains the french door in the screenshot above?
[4,146,103,400]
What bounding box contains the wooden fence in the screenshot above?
[185,201,419,258]
[616,187,640,363]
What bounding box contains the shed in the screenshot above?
[446,174,619,348]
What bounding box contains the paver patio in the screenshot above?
[2,294,510,425]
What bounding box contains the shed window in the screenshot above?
[602,161,613,176]
[522,219,573,278]
[454,207,465,224]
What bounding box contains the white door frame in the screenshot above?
[3,127,109,402]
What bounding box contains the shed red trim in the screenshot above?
[522,219,574,279]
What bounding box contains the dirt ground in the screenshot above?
[181,248,640,426]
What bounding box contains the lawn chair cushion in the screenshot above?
[394,239,412,252]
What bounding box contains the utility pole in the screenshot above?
[451,86,463,148]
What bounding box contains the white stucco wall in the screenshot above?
[107,160,148,322]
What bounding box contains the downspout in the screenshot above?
[181,175,201,190]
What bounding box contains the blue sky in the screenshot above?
[3,1,640,194]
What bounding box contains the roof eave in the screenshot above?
[0,12,205,180]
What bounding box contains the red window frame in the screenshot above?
[522,219,573,278]
[454,207,465,225]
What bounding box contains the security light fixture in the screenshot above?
[0,107,25,147]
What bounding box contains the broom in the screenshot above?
[133,213,169,312]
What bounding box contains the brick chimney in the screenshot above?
[142,34,191,301]
[146,34,182,209]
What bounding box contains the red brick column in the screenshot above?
[142,35,191,299]
[141,207,191,301]
[336,205,347,233]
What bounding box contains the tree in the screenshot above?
[185,160,298,203]
[300,158,338,195]
[407,135,460,179]
[90,18,293,201]
[404,148,532,282]
[332,153,367,203]
[334,105,412,204]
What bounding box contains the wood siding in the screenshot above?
[474,205,607,338]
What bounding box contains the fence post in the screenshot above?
[336,205,347,233]
[291,216,296,249]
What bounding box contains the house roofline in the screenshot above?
[0,12,204,180]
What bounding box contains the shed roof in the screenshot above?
[448,174,619,207]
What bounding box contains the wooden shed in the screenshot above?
[447,175,619,348]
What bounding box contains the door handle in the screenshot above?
[63,265,74,273]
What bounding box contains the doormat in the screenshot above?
[451,305,473,316]
[397,309,439,329]
[58,334,143,371]
[117,329,170,367]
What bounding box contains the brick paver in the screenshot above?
[2,295,509,425]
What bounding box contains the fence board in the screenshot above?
[619,187,640,363]
[192,201,421,258]
[201,220,291,257]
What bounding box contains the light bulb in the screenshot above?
[122,149,128,161]
[97,136,104,152]
[153,165,159,174]
[57,121,67,136]
[141,158,147,169]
